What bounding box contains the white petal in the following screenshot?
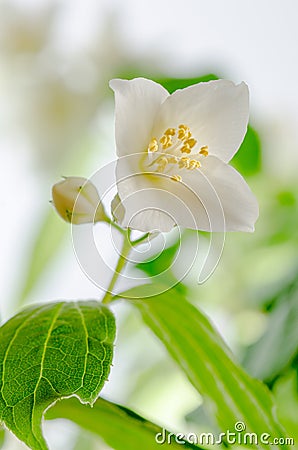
[109,78,169,157]
[169,156,259,232]
[111,193,125,224]
[127,209,175,233]
[153,79,249,163]
[114,152,258,233]
[115,155,176,232]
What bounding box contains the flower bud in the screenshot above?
[52,177,106,224]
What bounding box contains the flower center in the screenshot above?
[146,124,208,182]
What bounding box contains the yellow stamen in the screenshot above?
[188,159,201,170]
[168,156,178,164]
[185,137,197,149]
[146,124,207,177]
[148,138,158,152]
[199,146,209,157]
[160,135,172,149]
[165,128,176,136]
[180,144,191,154]
[178,157,190,168]
[156,156,168,172]
[171,175,182,182]
[178,124,191,140]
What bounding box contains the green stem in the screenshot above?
[101,222,154,304]
[102,232,131,304]
[130,232,151,246]
[104,216,126,235]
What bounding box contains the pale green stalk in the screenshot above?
[102,222,151,304]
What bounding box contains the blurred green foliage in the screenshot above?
[47,397,201,450]
[136,237,187,296]
[18,209,67,306]
[244,270,298,385]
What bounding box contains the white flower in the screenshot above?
[109,77,259,233]
[52,177,105,224]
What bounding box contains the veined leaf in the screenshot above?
[120,285,287,449]
[47,396,203,450]
[0,301,115,450]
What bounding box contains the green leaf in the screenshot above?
[264,188,298,246]
[46,396,204,449]
[243,276,298,383]
[120,285,287,449]
[0,301,115,450]
[0,427,5,448]
[231,125,262,176]
[136,238,180,277]
[135,238,187,295]
[273,371,298,444]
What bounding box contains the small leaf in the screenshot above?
[136,238,180,276]
[120,285,287,449]
[46,397,203,450]
[135,238,187,294]
[0,301,115,450]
